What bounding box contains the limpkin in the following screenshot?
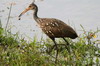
[19,2,78,63]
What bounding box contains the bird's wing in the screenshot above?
[38,18,77,38]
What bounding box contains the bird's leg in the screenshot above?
[51,38,58,64]
[63,38,70,53]
[53,40,58,64]
[47,45,55,54]
[63,38,69,45]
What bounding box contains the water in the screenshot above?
[0,0,100,41]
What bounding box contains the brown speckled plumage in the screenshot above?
[36,18,78,39]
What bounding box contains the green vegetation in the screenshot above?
[0,20,100,66]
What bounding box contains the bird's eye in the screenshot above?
[29,6,31,7]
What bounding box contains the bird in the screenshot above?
[19,2,78,63]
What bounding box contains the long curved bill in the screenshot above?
[18,8,30,20]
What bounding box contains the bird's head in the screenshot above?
[19,3,37,19]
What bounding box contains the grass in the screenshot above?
[0,20,100,66]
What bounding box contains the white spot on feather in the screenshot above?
[52,24,55,26]
[46,31,49,33]
[55,22,59,27]
[46,23,49,25]
[49,31,52,33]
[49,31,54,36]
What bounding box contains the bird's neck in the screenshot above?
[33,8,39,22]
